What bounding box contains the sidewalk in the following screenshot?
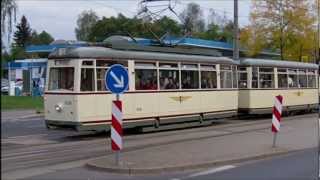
[1,110,43,121]
[87,115,318,174]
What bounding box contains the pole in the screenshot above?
[233,0,239,61]
[272,132,277,148]
[116,94,120,166]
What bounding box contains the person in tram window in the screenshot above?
[166,77,176,89]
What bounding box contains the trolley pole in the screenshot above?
[233,0,239,61]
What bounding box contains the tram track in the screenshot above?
[2,113,317,174]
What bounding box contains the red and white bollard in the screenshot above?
[272,95,283,147]
[111,98,122,165]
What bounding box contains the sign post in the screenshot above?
[105,64,129,166]
[271,95,283,148]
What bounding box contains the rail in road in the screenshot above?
[1,113,317,178]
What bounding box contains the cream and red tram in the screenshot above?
[238,58,318,114]
[44,46,239,131]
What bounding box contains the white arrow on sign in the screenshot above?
[110,71,124,88]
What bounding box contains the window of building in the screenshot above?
[81,68,95,91]
[308,70,316,88]
[181,64,199,89]
[159,63,179,90]
[288,69,298,88]
[49,67,74,91]
[259,67,274,88]
[220,65,232,88]
[252,67,258,88]
[298,69,307,88]
[278,68,288,88]
[238,67,247,88]
[135,62,157,90]
[200,65,217,89]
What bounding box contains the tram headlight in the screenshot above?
[55,104,63,112]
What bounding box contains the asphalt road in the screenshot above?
[1,112,319,180]
[22,148,319,180]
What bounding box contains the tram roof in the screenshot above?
[240,58,318,70]
[49,46,238,65]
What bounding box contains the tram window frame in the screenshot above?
[259,67,274,88]
[181,63,199,89]
[307,69,316,88]
[238,67,248,88]
[298,69,307,88]
[200,64,217,89]
[159,62,180,90]
[232,66,238,88]
[278,68,288,88]
[220,65,233,89]
[252,67,259,88]
[135,62,158,90]
[288,69,298,88]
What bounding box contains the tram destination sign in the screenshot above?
[105,64,129,94]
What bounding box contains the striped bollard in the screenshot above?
[111,98,122,165]
[272,95,283,148]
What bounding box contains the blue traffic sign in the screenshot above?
[105,64,129,94]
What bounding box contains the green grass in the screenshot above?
[1,95,44,111]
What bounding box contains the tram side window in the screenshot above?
[278,69,288,88]
[181,64,199,89]
[159,71,179,90]
[288,69,298,88]
[298,70,307,88]
[49,67,74,91]
[96,68,107,91]
[259,68,274,88]
[252,67,258,88]
[238,67,247,88]
[200,65,217,89]
[135,63,157,90]
[220,65,232,88]
[308,70,316,88]
[81,68,94,91]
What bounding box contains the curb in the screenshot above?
[86,148,301,175]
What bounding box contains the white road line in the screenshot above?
[187,165,236,178]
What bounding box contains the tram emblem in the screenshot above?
[170,96,192,103]
[294,91,303,96]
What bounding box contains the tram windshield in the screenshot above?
[48,67,74,91]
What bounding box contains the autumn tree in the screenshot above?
[241,0,316,61]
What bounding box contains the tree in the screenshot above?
[1,0,17,43]
[179,3,205,35]
[75,10,99,41]
[31,30,54,45]
[241,0,316,60]
[13,15,32,48]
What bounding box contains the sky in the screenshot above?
[10,0,252,42]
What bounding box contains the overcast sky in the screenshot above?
[12,0,252,41]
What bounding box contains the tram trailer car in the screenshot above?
[44,46,239,132]
[238,58,318,115]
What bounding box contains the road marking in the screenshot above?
[187,165,236,178]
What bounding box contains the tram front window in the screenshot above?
[81,68,94,91]
[48,67,74,91]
